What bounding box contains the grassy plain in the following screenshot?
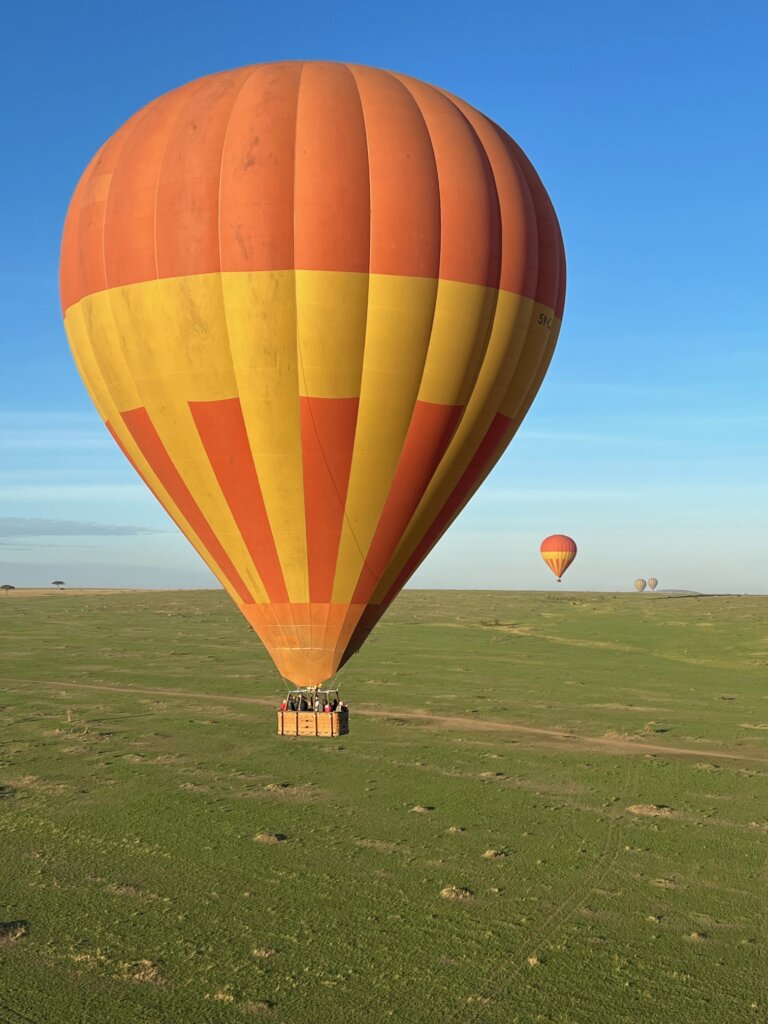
[1,589,766,1023]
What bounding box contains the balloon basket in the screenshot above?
[277,688,349,737]
[277,710,349,737]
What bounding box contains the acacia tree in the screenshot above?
[51,580,65,590]
[1,584,15,596]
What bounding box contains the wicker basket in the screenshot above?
[277,710,349,737]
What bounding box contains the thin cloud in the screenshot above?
[0,484,146,501]
[0,541,95,551]
[0,517,165,538]
[0,430,109,451]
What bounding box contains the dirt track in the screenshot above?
[6,676,765,764]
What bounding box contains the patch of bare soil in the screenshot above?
[411,804,434,813]
[210,990,235,1003]
[10,774,66,793]
[356,839,399,852]
[251,948,277,959]
[105,884,162,902]
[253,832,287,844]
[70,950,107,968]
[257,782,317,802]
[627,804,674,817]
[122,959,166,985]
[483,849,506,859]
[579,907,601,919]
[440,886,474,901]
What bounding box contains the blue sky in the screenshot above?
[1,0,766,593]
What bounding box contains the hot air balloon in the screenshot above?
[540,535,577,582]
[634,579,647,592]
[647,578,658,591]
[60,62,566,714]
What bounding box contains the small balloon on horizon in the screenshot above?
[540,535,577,583]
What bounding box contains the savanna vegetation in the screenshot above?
[1,589,766,1023]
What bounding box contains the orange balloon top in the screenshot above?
[60,61,565,317]
[540,534,577,555]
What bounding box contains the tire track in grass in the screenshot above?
[0,1003,40,1024]
[437,758,639,1023]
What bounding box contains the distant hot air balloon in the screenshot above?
[540,535,577,582]
[634,579,647,592]
[647,578,658,591]
[60,62,565,689]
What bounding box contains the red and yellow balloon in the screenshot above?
[60,62,566,686]
[540,535,577,582]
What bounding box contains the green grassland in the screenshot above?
[1,589,766,1023]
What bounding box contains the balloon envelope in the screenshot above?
[647,578,658,590]
[635,579,647,592]
[540,535,577,581]
[60,61,565,685]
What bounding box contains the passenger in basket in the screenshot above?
[279,699,287,711]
